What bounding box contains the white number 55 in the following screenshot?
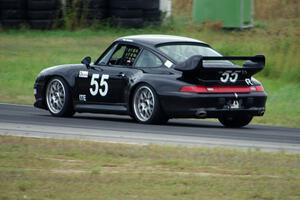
[90,74,109,96]
[220,72,239,83]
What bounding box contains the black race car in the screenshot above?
[34,35,267,127]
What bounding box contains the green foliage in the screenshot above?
[0,136,300,200]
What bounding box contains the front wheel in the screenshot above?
[45,77,75,117]
[218,115,253,128]
[132,84,168,124]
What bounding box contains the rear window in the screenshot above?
[157,44,233,66]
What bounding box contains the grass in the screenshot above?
[252,79,300,127]
[0,135,300,199]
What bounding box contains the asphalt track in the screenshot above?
[0,103,299,152]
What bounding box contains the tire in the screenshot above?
[27,0,60,11]
[132,84,168,124]
[82,8,107,20]
[29,19,52,29]
[144,9,161,21]
[0,0,26,9]
[86,0,107,8]
[28,10,62,20]
[45,77,75,117]
[143,9,161,25]
[0,9,26,20]
[218,115,253,128]
[1,19,25,28]
[65,0,107,24]
[142,0,159,9]
[112,17,144,28]
[109,0,142,9]
[70,0,107,9]
[110,9,143,18]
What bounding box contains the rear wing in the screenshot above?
[174,55,265,81]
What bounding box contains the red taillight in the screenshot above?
[255,85,265,92]
[180,85,265,93]
[179,86,208,93]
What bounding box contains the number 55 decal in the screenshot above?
[90,74,109,96]
[220,71,239,83]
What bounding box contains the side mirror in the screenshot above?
[81,56,91,68]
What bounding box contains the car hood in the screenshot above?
[40,64,84,75]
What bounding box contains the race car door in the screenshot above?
[75,43,140,105]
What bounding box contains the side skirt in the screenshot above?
[74,103,129,115]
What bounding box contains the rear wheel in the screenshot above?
[45,77,75,117]
[218,115,253,128]
[132,84,168,124]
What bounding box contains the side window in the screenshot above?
[135,50,163,68]
[108,44,140,67]
[111,45,126,61]
[98,44,118,65]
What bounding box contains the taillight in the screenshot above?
[180,85,265,93]
[254,85,265,92]
[179,86,207,93]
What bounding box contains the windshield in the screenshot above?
[157,44,233,66]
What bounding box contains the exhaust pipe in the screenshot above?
[196,110,207,118]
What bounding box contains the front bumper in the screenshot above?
[33,81,47,109]
[160,91,267,118]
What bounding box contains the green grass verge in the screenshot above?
[0,19,299,127]
[0,136,300,200]
[253,79,300,127]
